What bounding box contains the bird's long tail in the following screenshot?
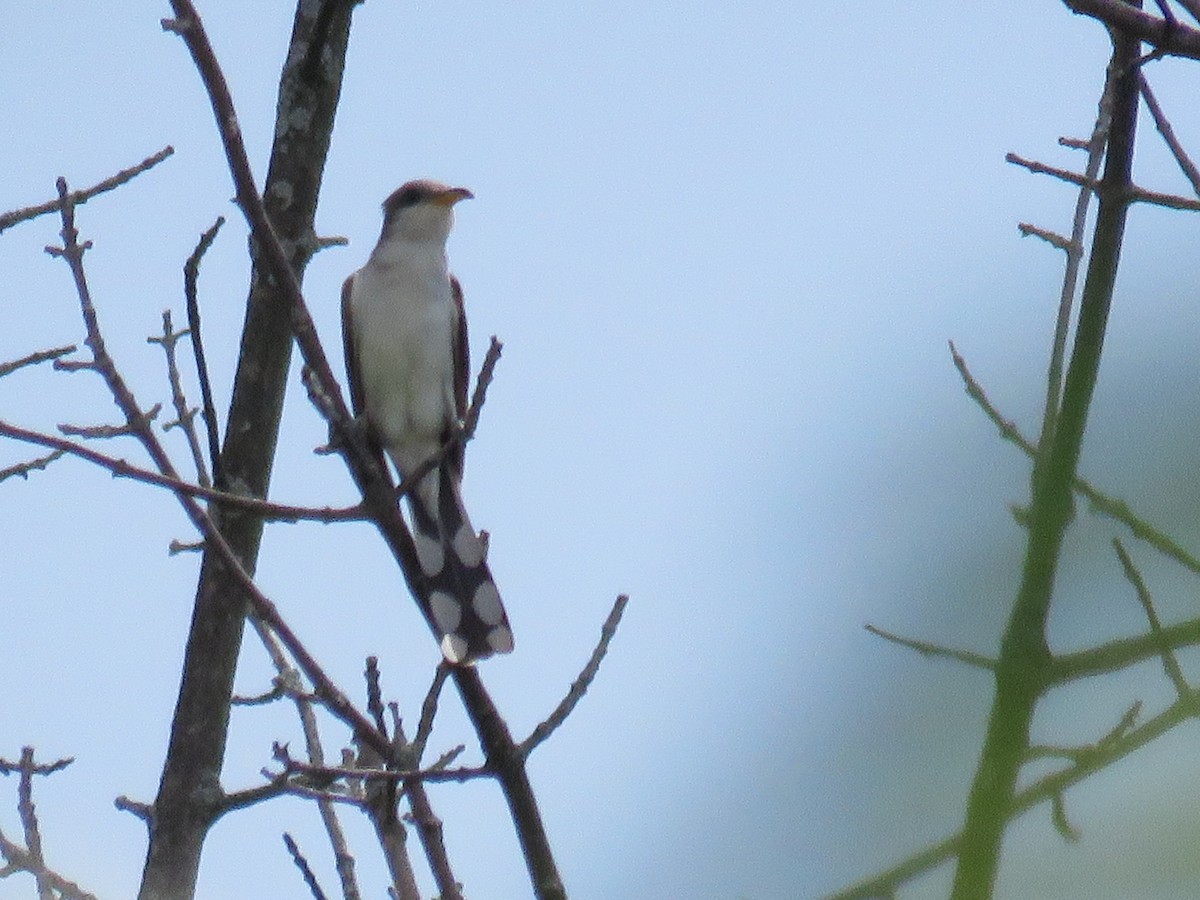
[407,464,514,664]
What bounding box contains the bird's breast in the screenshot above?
[350,261,457,471]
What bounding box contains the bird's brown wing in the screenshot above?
[451,275,469,421]
[341,274,390,474]
[341,275,366,417]
[449,274,469,474]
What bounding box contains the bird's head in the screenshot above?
[380,179,473,244]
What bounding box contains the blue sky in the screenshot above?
[5,2,1200,898]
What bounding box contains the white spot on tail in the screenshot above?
[413,530,444,575]
[472,583,505,626]
[429,590,461,634]
[440,633,469,664]
[487,626,514,654]
[452,523,484,567]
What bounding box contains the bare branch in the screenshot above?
[239,622,362,897]
[463,337,503,440]
[521,595,629,756]
[354,713,421,900]
[12,748,57,900]
[0,418,366,523]
[149,310,211,487]
[1138,74,1200,196]
[364,656,390,737]
[0,146,173,235]
[270,753,489,787]
[141,3,363,894]
[1051,614,1200,683]
[221,779,291,813]
[1113,539,1191,697]
[1016,222,1074,252]
[182,216,225,482]
[0,346,77,378]
[863,623,997,672]
[113,796,153,823]
[830,689,1200,899]
[1006,151,1200,210]
[402,778,459,900]
[59,404,160,439]
[0,828,99,900]
[0,753,74,777]
[231,680,288,707]
[1028,702,1141,763]
[0,450,66,485]
[16,752,47,900]
[1050,792,1081,842]
[355,660,464,900]
[314,234,349,252]
[950,343,1200,577]
[391,711,463,900]
[283,833,330,900]
[1063,0,1200,60]
[413,664,450,760]
[1033,68,1111,466]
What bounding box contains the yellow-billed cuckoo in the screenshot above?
[341,179,514,664]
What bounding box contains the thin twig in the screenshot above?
[0,419,366,523]
[521,595,629,756]
[392,717,461,900]
[182,216,225,481]
[255,630,362,900]
[354,706,421,900]
[828,688,1200,899]
[1050,613,1200,684]
[1050,792,1081,842]
[113,796,153,823]
[1030,67,1112,476]
[1028,701,1141,763]
[272,755,490,786]
[1113,539,1191,698]
[365,656,389,736]
[0,147,173,234]
[0,826,98,900]
[59,406,160,439]
[15,749,52,900]
[283,833,329,900]
[1016,222,1073,251]
[950,343,1200,576]
[1138,74,1200,196]
[413,664,450,760]
[0,449,66,485]
[149,310,211,487]
[230,681,287,707]
[863,624,997,672]
[0,754,73,777]
[0,346,77,378]
[1006,151,1200,210]
[464,337,503,439]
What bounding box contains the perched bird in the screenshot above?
[341,179,514,664]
